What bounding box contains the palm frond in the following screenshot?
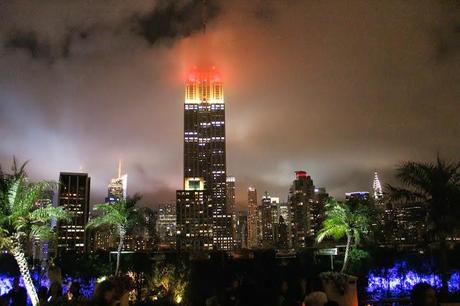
[7,179,21,213]
[30,225,54,240]
[317,197,372,246]
[386,185,427,204]
[11,158,28,178]
[31,206,70,223]
[87,196,141,232]
[396,161,433,193]
[87,213,120,230]
[21,181,55,212]
[316,225,346,242]
[391,157,460,236]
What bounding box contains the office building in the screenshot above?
[226,176,237,249]
[289,171,315,250]
[157,202,177,249]
[247,187,258,249]
[310,187,329,238]
[345,191,370,202]
[57,172,90,254]
[234,210,248,250]
[106,161,128,204]
[176,180,213,251]
[260,192,277,249]
[177,67,232,251]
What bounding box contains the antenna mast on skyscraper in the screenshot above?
[118,159,122,178]
[202,0,207,34]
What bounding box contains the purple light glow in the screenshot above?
[0,272,95,299]
[366,261,460,299]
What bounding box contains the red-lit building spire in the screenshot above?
[185,67,223,104]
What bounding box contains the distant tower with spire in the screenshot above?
[373,171,383,201]
[106,160,128,203]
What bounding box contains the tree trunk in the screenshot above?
[11,244,39,306]
[116,227,125,275]
[439,236,449,298]
[341,233,352,273]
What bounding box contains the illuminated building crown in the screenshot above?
[373,171,383,200]
[185,67,223,104]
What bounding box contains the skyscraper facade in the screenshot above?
[234,210,248,250]
[226,176,237,249]
[247,187,258,249]
[345,191,370,201]
[275,215,289,251]
[57,172,90,254]
[310,187,329,238]
[288,171,315,250]
[177,68,232,251]
[260,192,277,249]
[106,161,128,204]
[132,207,157,252]
[274,201,290,250]
[157,202,177,249]
[226,176,236,215]
[176,186,213,251]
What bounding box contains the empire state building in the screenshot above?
[176,67,233,252]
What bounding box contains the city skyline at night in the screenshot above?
[1,2,460,304]
[0,1,459,210]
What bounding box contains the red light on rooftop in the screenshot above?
[187,74,196,82]
[212,72,221,82]
[186,67,221,83]
[295,171,307,178]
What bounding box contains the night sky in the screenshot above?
[1,1,459,209]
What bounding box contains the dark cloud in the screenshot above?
[5,31,48,58]
[0,0,459,209]
[434,23,460,61]
[136,0,221,46]
[0,0,222,60]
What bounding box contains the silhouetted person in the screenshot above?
[206,286,226,306]
[411,283,437,306]
[7,277,27,306]
[47,281,64,305]
[111,275,133,306]
[299,278,308,298]
[37,286,48,306]
[303,277,327,306]
[236,277,257,306]
[66,282,87,305]
[90,280,115,306]
[0,294,10,306]
[277,280,293,306]
[226,278,240,306]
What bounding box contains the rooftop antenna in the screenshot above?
[202,0,207,34]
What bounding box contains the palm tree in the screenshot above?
[316,198,371,273]
[86,195,141,275]
[387,157,460,294]
[0,160,69,306]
